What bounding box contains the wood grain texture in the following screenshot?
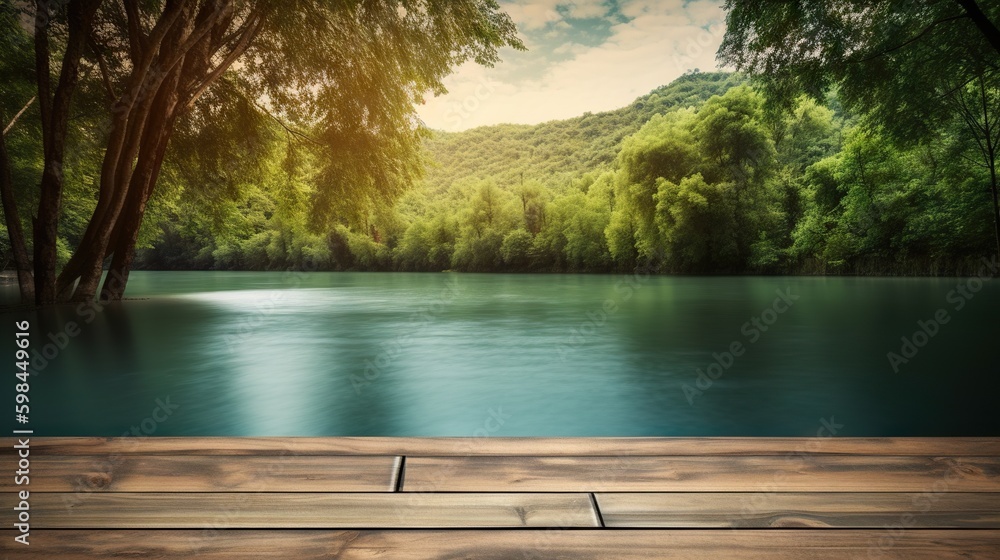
[0,455,401,492]
[402,455,1000,492]
[10,436,1000,455]
[596,492,1000,528]
[7,492,599,528]
[4,530,1000,559]
[4,437,999,558]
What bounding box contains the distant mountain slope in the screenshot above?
[420,71,746,191]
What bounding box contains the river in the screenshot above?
[2,271,997,436]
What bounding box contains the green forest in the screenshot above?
[3,1,1000,308]
[123,71,999,275]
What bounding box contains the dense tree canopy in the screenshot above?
[718,0,1000,261]
[0,0,522,304]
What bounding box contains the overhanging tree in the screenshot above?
[718,0,1000,261]
[1,0,522,304]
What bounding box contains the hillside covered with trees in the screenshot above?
[134,70,994,275]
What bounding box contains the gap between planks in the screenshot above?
[590,493,606,527]
[394,456,406,492]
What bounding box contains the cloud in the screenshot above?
[503,0,610,29]
[417,0,729,131]
[502,0,562,30]
[552,42,589,56]
[563,0,610,19]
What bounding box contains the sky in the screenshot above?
[416,0,728,132]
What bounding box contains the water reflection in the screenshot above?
[1,271,997,436]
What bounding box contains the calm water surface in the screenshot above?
[2,271,997,436]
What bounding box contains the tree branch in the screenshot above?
[953,86,990,160]
[88,34,118,102]
[237,88,322,146]
[155,0,235,83]
[958,150,988,168]
[34,0,52,156]
[3,96,36,135]
[123,0,145,60]
[182,10,263,111]
[850,14,969,64]
[0,109,33,302]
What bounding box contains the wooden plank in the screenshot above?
[596,492,1000,528]
[402,456,1000,492]
[11,436,1000,456]
[5,492,599,528]
[4,530,1000,559]
[0,455,400,492]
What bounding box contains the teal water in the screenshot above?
[2,271,997,436]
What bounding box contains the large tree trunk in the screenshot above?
[89,2,257,301]
[48,1,260,302]
[70,81,180,302]
[0,118,34,303]
[100,119,176,302]
[57,2,199,302]
[57,86,161,301]
[32,0,103,305]
[57,0,242,302]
